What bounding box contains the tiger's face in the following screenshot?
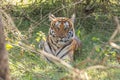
[49,14,75,44]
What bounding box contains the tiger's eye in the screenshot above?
[68,30,73,38]
[50,29,55,35]
[52,23,55,27]
[64,22,69,29]
[55,21,60,28]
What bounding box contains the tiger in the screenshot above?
[39,13,82,63]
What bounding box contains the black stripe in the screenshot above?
[47,42,52,51]
[47,42,55,56]
[56,45,67,56]
[50,38,59,49]
[44,48,52,62]
[56,40,72,56]
[49,38,58,52]
[45,57,54,63]
[60,50,71,59]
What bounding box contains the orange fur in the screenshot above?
[39,14,82,63]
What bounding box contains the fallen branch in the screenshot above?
[17,42,88,80]
[109,42,120,49]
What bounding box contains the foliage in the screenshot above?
[1,0,120,80]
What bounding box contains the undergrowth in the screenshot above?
[2,0,120,80]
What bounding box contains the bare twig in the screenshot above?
[16,42,88,80]
[2,2,120,80]
[110,16,120,41]
[109,16,120,49]
[109,42,120,49]
[24,0,84,34]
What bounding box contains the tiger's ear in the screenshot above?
[49,13,56,21]
[71,14,75,23]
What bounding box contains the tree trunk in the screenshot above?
[0,17,10,80]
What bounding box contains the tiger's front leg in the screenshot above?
[60,50,74,64]
[72,37,82,61]
[39,39,45,50]
[59,41,77,63]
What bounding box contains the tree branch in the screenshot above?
[109,16,120,49]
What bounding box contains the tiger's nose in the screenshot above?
[58,37,63,40]
[57,34,65,38]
